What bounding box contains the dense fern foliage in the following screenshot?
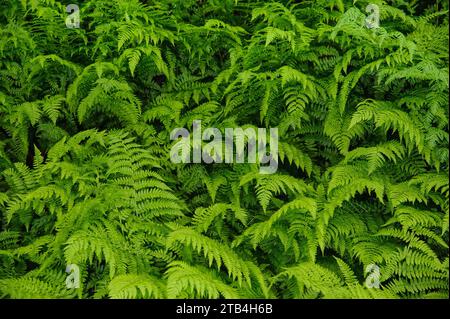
[0,0,448,299]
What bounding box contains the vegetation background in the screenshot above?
[0,0,448,299]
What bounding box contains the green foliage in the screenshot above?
[0,0,448,299]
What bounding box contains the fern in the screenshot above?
[0,0,448,300]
